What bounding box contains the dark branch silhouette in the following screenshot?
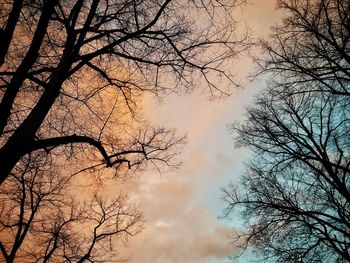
[223,0,350,262]
[254,0,350,97]
[0,153,144,262]
[0,1,246,261]
[0,0,246,184]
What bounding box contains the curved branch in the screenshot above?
[32,135,112,167]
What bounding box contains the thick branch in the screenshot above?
[0,0,24,66]
[32,135,112,167]
[0,0,58,136]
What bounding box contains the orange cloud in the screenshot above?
[113,150,244,263]
[126,210,239,263]
[114,3,281,262]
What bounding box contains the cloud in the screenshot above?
[125,209,239,263]
[193,226,239,260]
[97,122,248,263]
[115,151,243,263]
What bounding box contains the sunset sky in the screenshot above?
[2,1,349,262]
[118,1,284,262]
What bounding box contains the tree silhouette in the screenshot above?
[255,0,350,97]
[0,0,246,184]
[0,0,246,261]
[0,152,144,262]
[223,0,350,262]
[224,89,350,262]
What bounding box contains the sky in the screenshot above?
[117,1,283,262]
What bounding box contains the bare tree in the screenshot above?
[223,0,350,262]
[255,0,350,96]
[223,89,350,262]
[0,152,144,263]
[0,1,247,261]
[0,0,247,185]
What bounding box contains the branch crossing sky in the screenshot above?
[116,1,283,262]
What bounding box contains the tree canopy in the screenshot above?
[0,0,246,185]
[223,0,350,262]
[0,0,246,261]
